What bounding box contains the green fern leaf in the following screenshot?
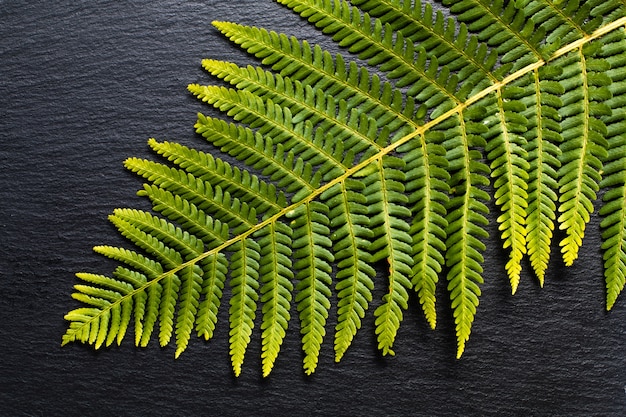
[63,0,626,376]
[127,159,257,234]
[525,0,602,46]
[399,131,449,329]
[289,201,333,374]
[129,186,230,342]
[255,221,294,377]
[361,156,413,356]
[440,111,491,359]
[556,41,611,266]
[228,237,261,377]
[195,253,229,341]
[480,87,530,293]
[320,179,374,362]
[521,65,563,284]
[107,212,185,348]
[599,27,626,310]
[65,273,133,348]
[70,273,134,347]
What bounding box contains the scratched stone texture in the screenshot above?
[1,1,624,416]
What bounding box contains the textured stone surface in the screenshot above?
[1,1,624,415]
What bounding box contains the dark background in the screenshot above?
[1,1,624,415]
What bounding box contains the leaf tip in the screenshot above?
[606,296,616,311]
[60,335,72,347]
[381,347,395,356]
[456,346,465,360]
[533,267,545,288]
[262,366,272,378]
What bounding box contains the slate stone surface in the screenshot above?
[1,1,624,416]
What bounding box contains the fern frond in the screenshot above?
[556,41,611,266]
[142,272,179,347]
[104,268,151,346]
[590,1,626,23]
[600,178,626,310]
[195,253,229,341]
[64,307,111,349]
[65,205,228,352]
[171,263,203,356]
[478,86,530,293]
[599,27,626,310]
[135,278,162,347]
[288,201,333,374]
[141,186,229,246]
[93,246,164,278]
[360,156,413,356]
[255,221,294,377]
[190,85,347,178]
[321,179,374,361]
[398,131,449,329]
[134,186,230,344]
[108,215,184,269]
[64,273,134,348]
[89,247,163,347]
[228,237,261,377]
[440,112,491,358]
[63,0,626,376]
[521,66,563,284]
[110,209,204,258]
[106,212,185,347]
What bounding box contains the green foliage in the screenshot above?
[63,0,626,375]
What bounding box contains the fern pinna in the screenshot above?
[63,0,626,375]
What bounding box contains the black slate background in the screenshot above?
[1,1,625,416]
